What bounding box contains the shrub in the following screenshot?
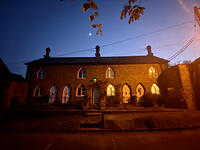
[140,93,160,107]
[157,94,186,109]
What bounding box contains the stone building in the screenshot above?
[157,58,200,110]
[0,59,28,109]
[25,46,169,109]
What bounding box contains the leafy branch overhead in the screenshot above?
[64,0,145,36]
[81,0,102,36]
[121,0,145,24]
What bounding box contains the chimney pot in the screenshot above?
[95,45,100,57]
[147,45,153,56]
[44,48,50,58]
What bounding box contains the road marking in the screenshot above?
[43,144,53,150]
[112,139,118,150]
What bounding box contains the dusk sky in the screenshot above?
[0,0,200,77]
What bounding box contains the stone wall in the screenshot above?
[178,65,195,110]
[158,64,195,110]
[3,81,28,109]
[26,63,168,106]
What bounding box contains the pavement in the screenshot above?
[1,110,200,132]
[1,129,200,150]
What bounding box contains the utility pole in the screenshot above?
[194,6,200,27]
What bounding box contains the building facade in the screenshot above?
[0,59,28,109]
[25,46,169,109]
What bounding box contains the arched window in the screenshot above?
[107,84,115,96]
[49,85,57,103]
[136,83,145,103]
[122,84,131,103]
[62,85,71,104]
[37,69,45,79]
[148,66,158,78]
[78,68,87,79]
[34,85,43,97]
[76,84,86,96]
[151,84,160,95]
[106,67,115,78]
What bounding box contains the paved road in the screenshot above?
[1,129,200,150]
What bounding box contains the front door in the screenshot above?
[93,86,100,104]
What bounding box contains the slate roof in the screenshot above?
[25,55,169,66]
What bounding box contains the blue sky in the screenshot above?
[0,0,200,77]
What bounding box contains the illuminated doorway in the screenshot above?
[123,84,131,103]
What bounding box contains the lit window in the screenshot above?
[62,85,71,104]
[37,69,45,79]
[151,84,160,95]
[123,84,131,103]
[78,68,87,79]
[107,84,115,96]
[76,84,86,96]
[49,85,57,103]
[148,67,158,78]
[106,67,115,78]
[34,86,43,97]
[136,83,145,103]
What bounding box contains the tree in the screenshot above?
[61,0,145,36]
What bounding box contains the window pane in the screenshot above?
[106,67,115,78]
[107,84,115,96]
[78,87,82,95]
[35,88,39,96]
[151,84,160,95]
[78,68,86,79]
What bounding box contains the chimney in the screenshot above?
[146,45,153,56]
[44,47,50,58]
[95,45,100,57]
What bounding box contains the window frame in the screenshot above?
[77,67,87,79]
[62,85,71,104]
[106,84,115,96]
[151,83,160,95]
[76,84,86,97]
[106,67,115,79]
[49,85,58,103]
[33,85,43,97]
[37,69,45,79]
[148,66,158,78]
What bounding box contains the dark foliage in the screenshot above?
[157,93,187,109]
[140,93,159,107]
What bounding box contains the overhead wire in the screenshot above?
[6,20,194,65]
[55,48,95,57]
[100,20,193,48]
[168,37,194,61]
[167,17,199,61]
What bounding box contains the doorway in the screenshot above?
[93,86,100,104]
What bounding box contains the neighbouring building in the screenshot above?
[25,46,169,109]
[0,59,28,109]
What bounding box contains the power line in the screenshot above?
[55,48,95,56]
[100,20,193,48]
[168,38,194,61]
[6,20,194,65]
